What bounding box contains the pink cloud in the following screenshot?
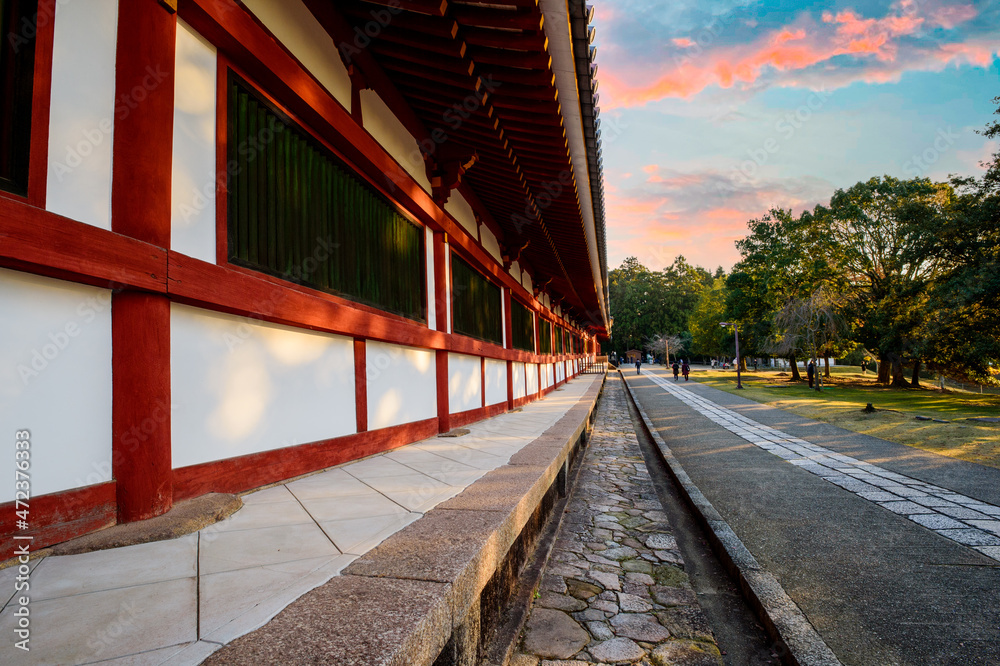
[673,37,694,48]
[930,4,978,29]
[601,4,989,108]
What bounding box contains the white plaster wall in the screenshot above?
[46,0,118,229]
[242,0,351,110]
[509,260,521,284]
[526,364,539,395]
[479,224,501,263]
[448,353,482,414]
[445,192,478,238]
[512,362,526,400]
[484,358,507,406]
[556,362,565,383]
[0,269,112,501]
[171,305,356,468]
[360,89,431,193]
[541,364,553,389]
[367,341,436,430]
[171,20,217,263]
[425,226,436,330]
[522,270,533,294]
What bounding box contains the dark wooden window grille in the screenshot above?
[227,73,425,321]
[538,319,552,354]
[510,299,534,352]
[451,254,502,344]
[0,0,37,196]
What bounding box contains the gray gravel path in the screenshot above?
[513,373,724,666]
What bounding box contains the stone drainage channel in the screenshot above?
[506,373,780,665]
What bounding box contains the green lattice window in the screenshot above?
[511,299,534,352]
[451,254,502,344]
[539,319,552,354]
[0,0,37,196]
[227,74,425,321]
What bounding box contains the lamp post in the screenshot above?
[720,322,743,389]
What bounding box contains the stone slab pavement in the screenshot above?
[513,373,725,666]
[627,367,1000,666]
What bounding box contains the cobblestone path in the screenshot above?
[513,374,724,666]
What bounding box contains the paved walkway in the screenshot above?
[0,375,601,665]
[644,372,1000,560]
[628,368,1000,666]
[513,373,724,666]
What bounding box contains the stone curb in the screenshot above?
[204,374,605,666]
[621,372,843,666]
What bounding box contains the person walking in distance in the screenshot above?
[672,360,680,381]
[636,357,641,375]
[682,359,690,381]
[807,359,816,388]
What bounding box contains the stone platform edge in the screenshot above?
[202,374,606,666]
[621,372,843,666]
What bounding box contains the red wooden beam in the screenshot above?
[173,419,439,500]
[0,198,167,291]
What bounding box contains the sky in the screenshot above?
[593,0,1000,274]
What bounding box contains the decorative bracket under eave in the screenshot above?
[502,240,530,270]
[426,148,478,207]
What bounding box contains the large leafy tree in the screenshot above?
[817,176,947,386]
[726,208,843,379]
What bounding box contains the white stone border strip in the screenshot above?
[622,372,843,666]
[645,373,1000,562]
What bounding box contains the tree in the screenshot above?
[608,256,710,357]
[645,333,686,364]
[726,208,842,380]
[608,257,660,354]
[919,175,1000,382]
[689,277,731,360]
[818,176,947,387]
[772,287,849,390]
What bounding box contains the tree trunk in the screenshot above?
[910,359,921,387]
[877,353,891,384]
[889,353,910,388]
[824,354,831,378]
[789,354,802,381]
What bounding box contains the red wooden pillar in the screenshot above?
[110,0,176,522]
[481,356,486,409]
[504,288,513,409]
[433,232,449,333]
[433,232,450,431]
[506,361,514,410]
[437,350,450,433]
[354,339,368,433]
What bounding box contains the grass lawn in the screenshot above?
[689,365,1000,469]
